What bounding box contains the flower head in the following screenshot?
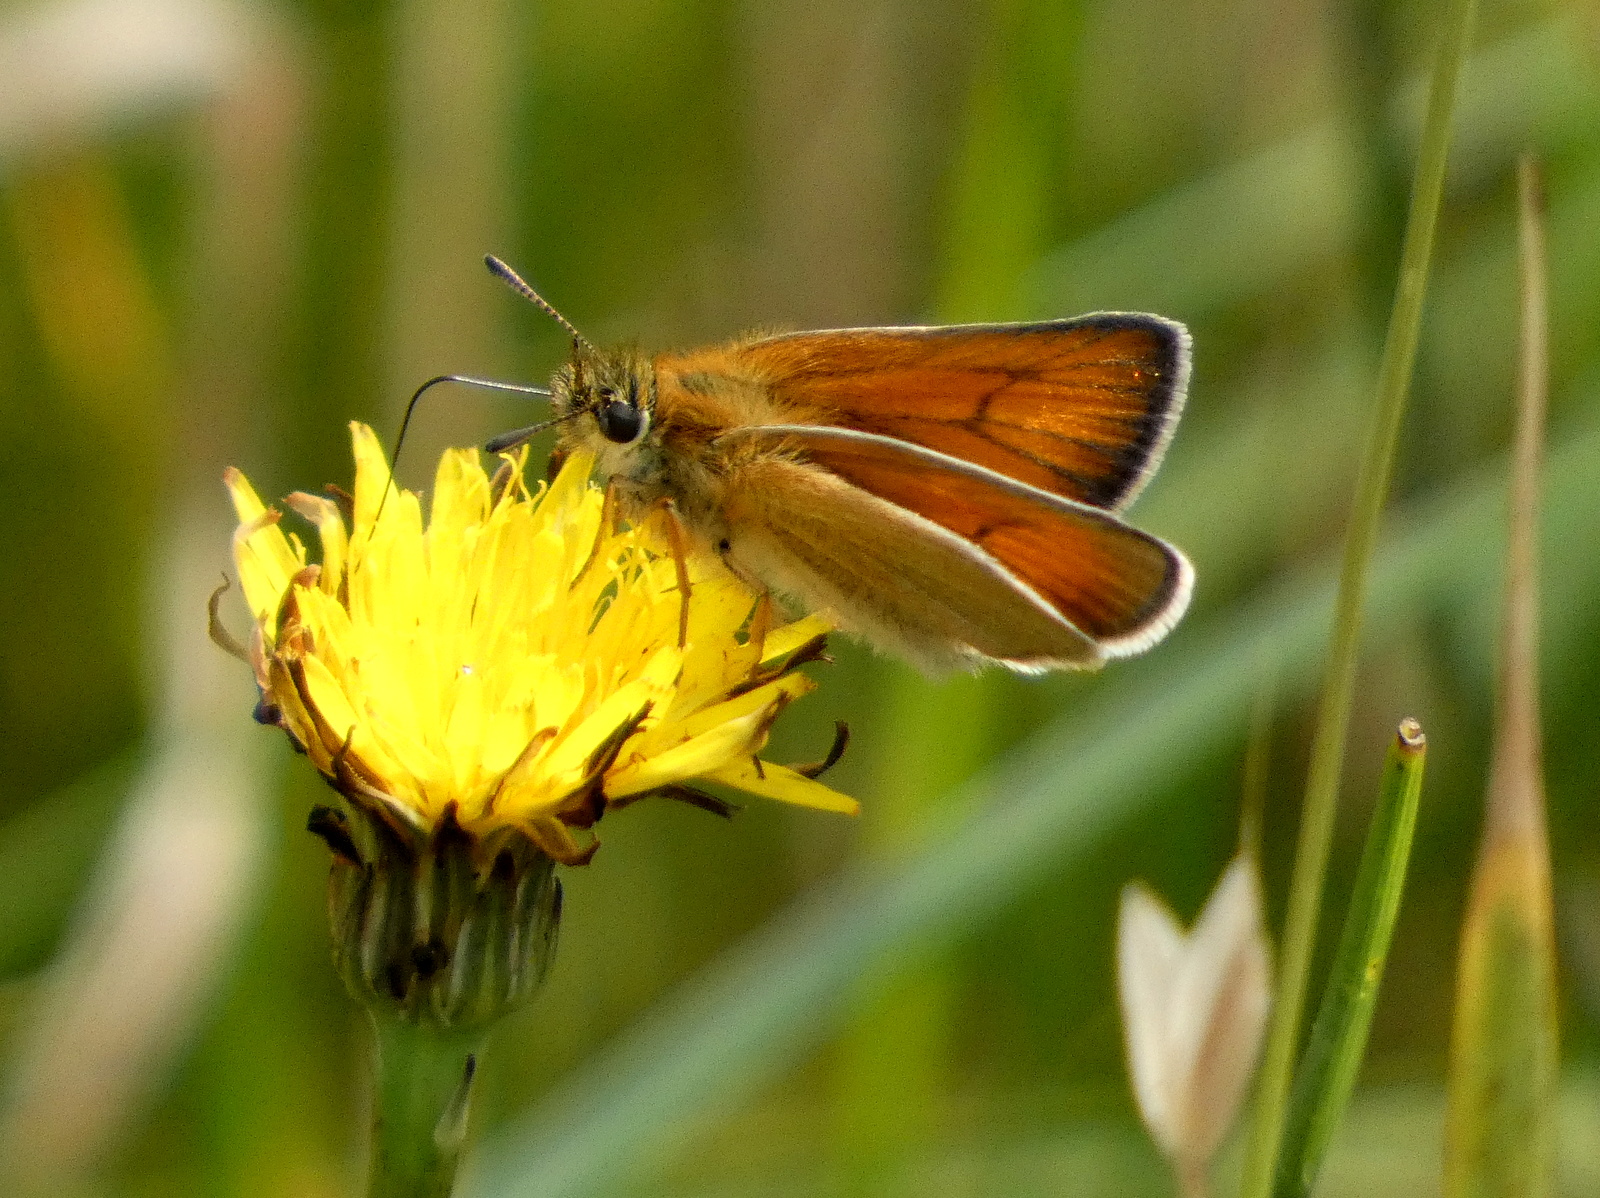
[219,423,855,867]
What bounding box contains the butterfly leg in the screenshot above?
[746,590,773,660]
[653,498,694,649]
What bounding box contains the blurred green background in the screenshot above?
[3,0,1600,1194]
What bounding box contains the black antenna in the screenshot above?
[370,256,587,533]
[396,374,552,464]
[374,373,555,530]
[484,409,585,454]
[485,255,595,354]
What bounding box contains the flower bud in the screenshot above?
[1118,855,1272,1191]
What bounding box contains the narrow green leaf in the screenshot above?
[1240,0,1477,1190]
[1271,721,1427,1198]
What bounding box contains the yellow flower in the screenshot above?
[219,422,855,866]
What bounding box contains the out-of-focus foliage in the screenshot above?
[1,0,1599,1195]
[1444,155,1561,1198]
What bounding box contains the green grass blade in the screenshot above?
[1271,722,1427,1198]
[1238,0,1477,1191]
[460,400,1600,1198]
[1442,155,1560,1198]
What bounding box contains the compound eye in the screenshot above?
[596,400,645,444]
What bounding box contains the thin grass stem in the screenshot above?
[1238,0,1478,1191]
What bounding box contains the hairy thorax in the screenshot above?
[551,342,796,546]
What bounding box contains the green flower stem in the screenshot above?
[308,803,563,1197]
[1238,0,1476,1193]
[368,1018,492,1198]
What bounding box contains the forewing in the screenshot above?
[731,317,1189,511]
[733,425,1192,659]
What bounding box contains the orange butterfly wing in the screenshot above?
[731,317,1189,512]
[729,425,1192,659]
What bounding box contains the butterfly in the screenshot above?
[428,256,1193,675]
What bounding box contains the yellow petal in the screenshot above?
[538,449,596,532]
[349,421,393,540]
[655,673,812,745]
[296,653,362,751]
[523,646,684,791]
[225,469,303,623]
[428,449,490,553]
[284,492,349,596]
[762,613,832,662]
[608,700,777,798]
[704,757,859,814]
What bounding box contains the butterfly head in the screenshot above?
[551,348,657,466]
